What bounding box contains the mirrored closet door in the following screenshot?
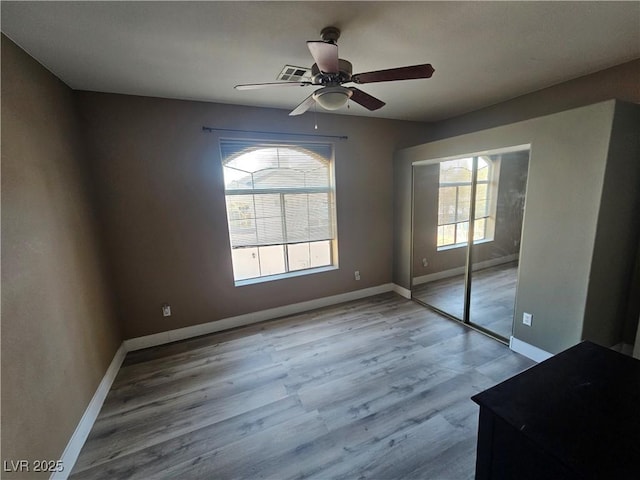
[411,147,530,342]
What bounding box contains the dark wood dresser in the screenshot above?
[471,341,640,479]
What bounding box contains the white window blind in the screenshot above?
[220,140,336,282]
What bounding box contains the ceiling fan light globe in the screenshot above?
[313,86,353,111]
[317,92,348,110]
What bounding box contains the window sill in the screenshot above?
[234,265,338,287]
[437,238,494,252]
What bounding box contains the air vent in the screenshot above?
[277,65,312,82]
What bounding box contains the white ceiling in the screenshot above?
[2,1,639,122]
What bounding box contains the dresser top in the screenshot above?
[472,341,640,478]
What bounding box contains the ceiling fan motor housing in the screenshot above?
[311,59,352,85]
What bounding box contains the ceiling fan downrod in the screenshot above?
[320,26,341,43]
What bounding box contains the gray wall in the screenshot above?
[583,102,640,346]
[395,101,634,354]
[75,91,429,339]
[1,35,121,476]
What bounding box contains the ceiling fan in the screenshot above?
[234,26,435,116]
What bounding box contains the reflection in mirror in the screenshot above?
[468,151,529,339]
[412,161,469,320]
[411,148,530,342]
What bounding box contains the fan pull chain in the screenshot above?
[314,103,318,130]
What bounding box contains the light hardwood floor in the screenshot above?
[70,293,534,480]
[412,262,518,339]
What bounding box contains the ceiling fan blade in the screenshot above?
[289,93,316,116]
[307,41,339,73]
[352,64,435,84]
[235,81,310,90]
[348,88,386,111]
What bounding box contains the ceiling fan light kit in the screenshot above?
[234,26,434,116]
[313,86,353,110]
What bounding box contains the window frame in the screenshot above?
[220,139,339,285]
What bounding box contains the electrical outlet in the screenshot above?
[422,258,429,267]
[522,312,532,326]
[162,304,172,317]
[354,270,361,281]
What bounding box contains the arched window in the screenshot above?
[437,156,495,248]
[221,140,336,282]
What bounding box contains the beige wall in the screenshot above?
[75,91,429,339]
[1,36,121,476]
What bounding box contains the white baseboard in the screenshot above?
[392,283,412,299]
[125,283,401,351]
[414,265,466,286]
[509,336,553,363]
[51,343,127,480]
[413,254,518,286]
